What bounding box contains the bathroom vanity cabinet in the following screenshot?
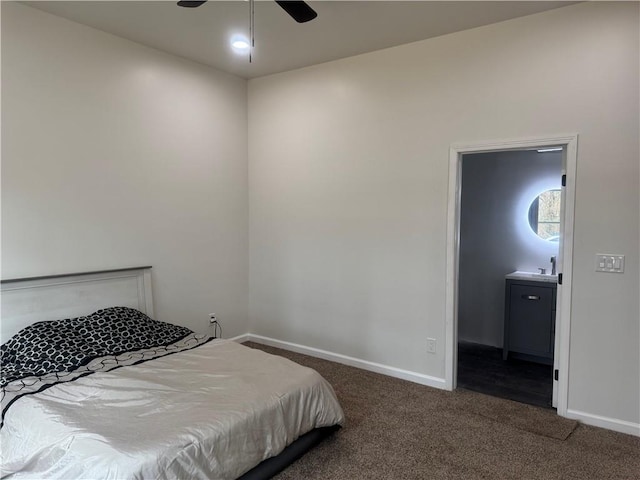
[503,272,557,365]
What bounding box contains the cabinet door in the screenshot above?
[508,284,554,357]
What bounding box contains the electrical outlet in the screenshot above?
[209,313,217,323]
[426,338,437,354]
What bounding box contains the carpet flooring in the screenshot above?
[243,342,640,480]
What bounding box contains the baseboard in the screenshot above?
[230,334,639,436]
[243,334,447,390]
[227,333,251,343]
[566,408,640,437]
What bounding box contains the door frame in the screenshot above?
[444,134,578,417]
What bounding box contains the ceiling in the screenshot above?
[25,1,577,79]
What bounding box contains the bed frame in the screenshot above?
[1,266,338,479]
[1,266,153,344]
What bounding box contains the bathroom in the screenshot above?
[456,148,562,408]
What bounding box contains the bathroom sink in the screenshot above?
[505,271,558,283]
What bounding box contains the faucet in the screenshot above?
[551,256,557,275]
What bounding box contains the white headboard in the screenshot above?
[1,267,153,343]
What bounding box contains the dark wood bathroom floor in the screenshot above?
[457,341,553,409]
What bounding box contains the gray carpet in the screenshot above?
[243,342,640,480]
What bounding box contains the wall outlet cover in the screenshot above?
[595,254,625,273]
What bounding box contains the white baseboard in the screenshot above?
[227,333,251,343]
[241,334,447,390]
[230,334,639,437]
[566,409,640,437]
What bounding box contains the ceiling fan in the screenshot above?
[177,1,318,24]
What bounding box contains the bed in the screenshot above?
[0,267,344,479]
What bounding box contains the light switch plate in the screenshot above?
[595,254,625,273]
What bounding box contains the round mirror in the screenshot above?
[528,189,561,241]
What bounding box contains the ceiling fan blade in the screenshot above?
[177,1,207,8]
[274,1,317,23]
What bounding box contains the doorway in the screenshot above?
[457,149,561,408]
[444,135,577,417]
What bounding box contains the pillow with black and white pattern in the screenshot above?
[0,307,193,388]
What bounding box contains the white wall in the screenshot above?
[458,150,561,347]
[1,3,249,336]
[249,2,639,429]
[3,0,638,434]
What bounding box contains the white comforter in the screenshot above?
[1,340,344,479]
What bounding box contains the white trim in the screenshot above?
[445,143,463,390]
[228,333,251,343]
[555,136,578,417]
[448,135,578,153]
[566,409,640,437]
[235,333,640,437]
[245,334,447,389]
[445,134,578,418]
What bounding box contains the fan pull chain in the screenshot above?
[249,0,254,63]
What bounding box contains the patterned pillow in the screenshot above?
[0,307,193,387]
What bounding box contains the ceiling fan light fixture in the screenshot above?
[231,37,250,53]
[178,0,317,63]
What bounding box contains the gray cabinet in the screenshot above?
[503,278,556,365]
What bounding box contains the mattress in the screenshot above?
[1,334,344,479]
